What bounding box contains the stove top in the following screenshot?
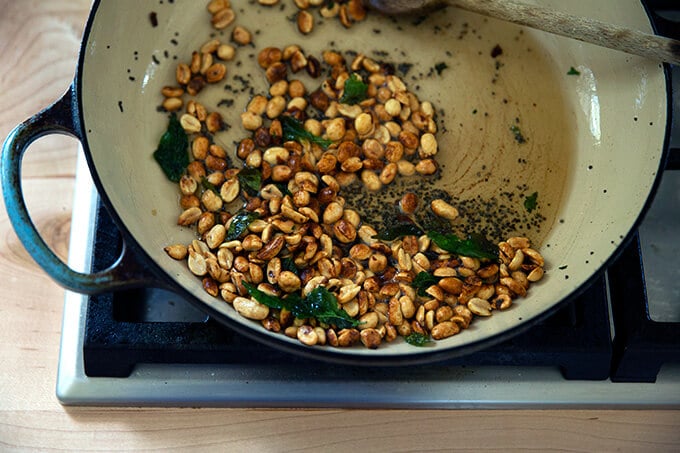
[56,2,680,408]
[56,152,680,408]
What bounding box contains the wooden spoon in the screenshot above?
[364,0,680,65]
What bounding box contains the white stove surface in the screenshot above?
[55,154,680,408]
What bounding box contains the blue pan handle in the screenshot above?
[1,84,158,294]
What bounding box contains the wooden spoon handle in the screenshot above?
[449,0,680,65]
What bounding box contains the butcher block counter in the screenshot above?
[1,0,679,450]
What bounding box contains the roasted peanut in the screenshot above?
[297,10,314,34]
[212,7,236,29]
[233,296,270,320]
[431,199,459,220]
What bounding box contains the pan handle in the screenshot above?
[1,84,159,294]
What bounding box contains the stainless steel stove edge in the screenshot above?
[55,301,680,410]
[57,280,680,408]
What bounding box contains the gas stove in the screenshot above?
[55,151,680,408]
[56,7,680,408]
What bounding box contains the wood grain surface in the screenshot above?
[0,1,679,451]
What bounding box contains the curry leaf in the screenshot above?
[226,210,260,241]
[281,115,333,149]
[524,191,538,213]
[241,282,287,310]
[153,114,189,182]
[404,332,433,347]
[428,231,498,261]
[316,312,360,330]
[373,223,424,241]
[238,167,262,196]
[200,177,218,194]
[303,287,359,329]
[281,256,299,275]
[242,283,361,329]
[274,182,292,197]
[412,271,442,297]
[340,73,368,105]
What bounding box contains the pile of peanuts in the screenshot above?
[159,3,546,349]
[240,45,441,191]
[210,0,367,35]
[249,0,368,34]
[207,0,236,29]
[293,0,367,34]
[160,5,252,119]
[207,0,254,45]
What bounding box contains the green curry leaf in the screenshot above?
[241,282,288,310]
[303,287,359,329]
[404,332,433,347]
[237,167,262,196]
[373,223,424,241]
[226,210,260,241]
[281,115,333,149]
[412,271,442,297]
[428,231,498,261]
[524,191,538,213]
[153,114,189,182]
[281,256,299,275]
[200,177,218,194]
[274,182,292,197]
[242,283,361,329]
[340,73,368,105]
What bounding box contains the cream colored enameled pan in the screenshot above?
[2,0,670,364]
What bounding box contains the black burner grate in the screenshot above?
[609,235,680,382]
